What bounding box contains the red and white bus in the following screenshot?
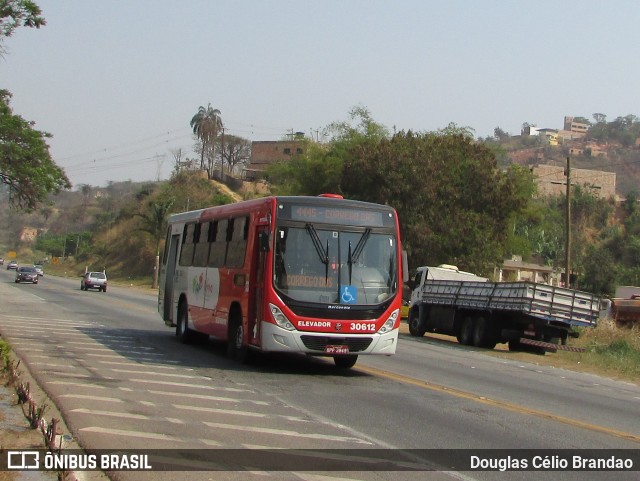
[158,194,403,368]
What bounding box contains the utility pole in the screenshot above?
[565,156,571,288]
[220,126,225,179]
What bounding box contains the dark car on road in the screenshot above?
[81,272,107,292]
[15,266,39,284]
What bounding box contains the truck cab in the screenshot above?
[409,265,487,305]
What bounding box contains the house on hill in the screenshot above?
[532,164,616,198]
[243,139,306,181]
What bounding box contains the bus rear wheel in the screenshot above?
[334,355,358,369]
[176,301,194,344]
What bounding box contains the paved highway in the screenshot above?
[0,269,638,481]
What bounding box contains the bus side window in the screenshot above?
[193,222,209,267]
[179,223,196,267]
[226,216,248,269]
[208,220,227,267]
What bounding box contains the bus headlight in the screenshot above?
[269,303,296,331]
[378,309,399,334]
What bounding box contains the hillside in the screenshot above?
[493,126,640,198]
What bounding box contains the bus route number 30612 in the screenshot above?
[350,323,376,332]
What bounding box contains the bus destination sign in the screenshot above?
[286,205,390,227]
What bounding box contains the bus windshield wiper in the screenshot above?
[305,224,330,284]
[305,224,328,264]
[350,228,371,266]
[348,241,353,284]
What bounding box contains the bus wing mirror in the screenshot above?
[402,250,409,284]
[259,232,270,252]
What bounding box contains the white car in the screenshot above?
[33,265,44,276]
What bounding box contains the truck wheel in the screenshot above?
[334,355,358,369]
[408,310,426,337]
[508,339,522,351]
[473,316,496,349]
[458,316,474,346]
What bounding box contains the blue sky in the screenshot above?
[3,1,639,187]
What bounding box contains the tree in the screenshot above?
[267,141,342,195]
[0,0,45,54]
[493,127,510,141]
[340,130,523,274]
[220,134,251,175]
[190,104,223,178]
[0,90,71,210]
[135,198,175,288]
[433,122,475,139]
[592,113,607,124]
[268,106,389,196]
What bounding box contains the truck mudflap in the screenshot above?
[518,337,586,353]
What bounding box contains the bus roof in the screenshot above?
[167,195,396,225]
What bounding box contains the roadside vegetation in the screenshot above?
[487,320,640,383]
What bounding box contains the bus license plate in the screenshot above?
[325,345,349,354]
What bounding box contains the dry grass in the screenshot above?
[487,319,640,384]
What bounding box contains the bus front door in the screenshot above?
[249,226,268,346]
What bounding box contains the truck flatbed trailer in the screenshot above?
[407,266,601,353]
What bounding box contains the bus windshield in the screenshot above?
[274,225,397,306]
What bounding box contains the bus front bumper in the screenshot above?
[259,322,398,356]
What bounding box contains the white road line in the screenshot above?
[44,372,92,379]
[202,422,372,444]
[173,405,310,423]
[48,381,105,389]
[147,390,269,405]
[200,439,223,447]
[99,361,185,370]
[79,426,184,442]
[87,335,136,340]
[111,369,208,379]
[70,408,186,424]
[29,362,77,369]
[0,316,91,324]
[59,394,123,402]
[85,353,124,359]
[60,346,113,352]
[71,409,152,420]
[118,350,164,357]
[133,379,251,392]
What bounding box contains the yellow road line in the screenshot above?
[356,364,640,444]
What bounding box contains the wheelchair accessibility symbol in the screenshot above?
[341,286,357,304]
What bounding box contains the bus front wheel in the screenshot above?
[334,355,358,369]
[227,318,248,363]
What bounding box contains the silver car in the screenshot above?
[81,271,108,292]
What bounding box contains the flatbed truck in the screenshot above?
[407,265,601,353]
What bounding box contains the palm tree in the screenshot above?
[190,104,223,177]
